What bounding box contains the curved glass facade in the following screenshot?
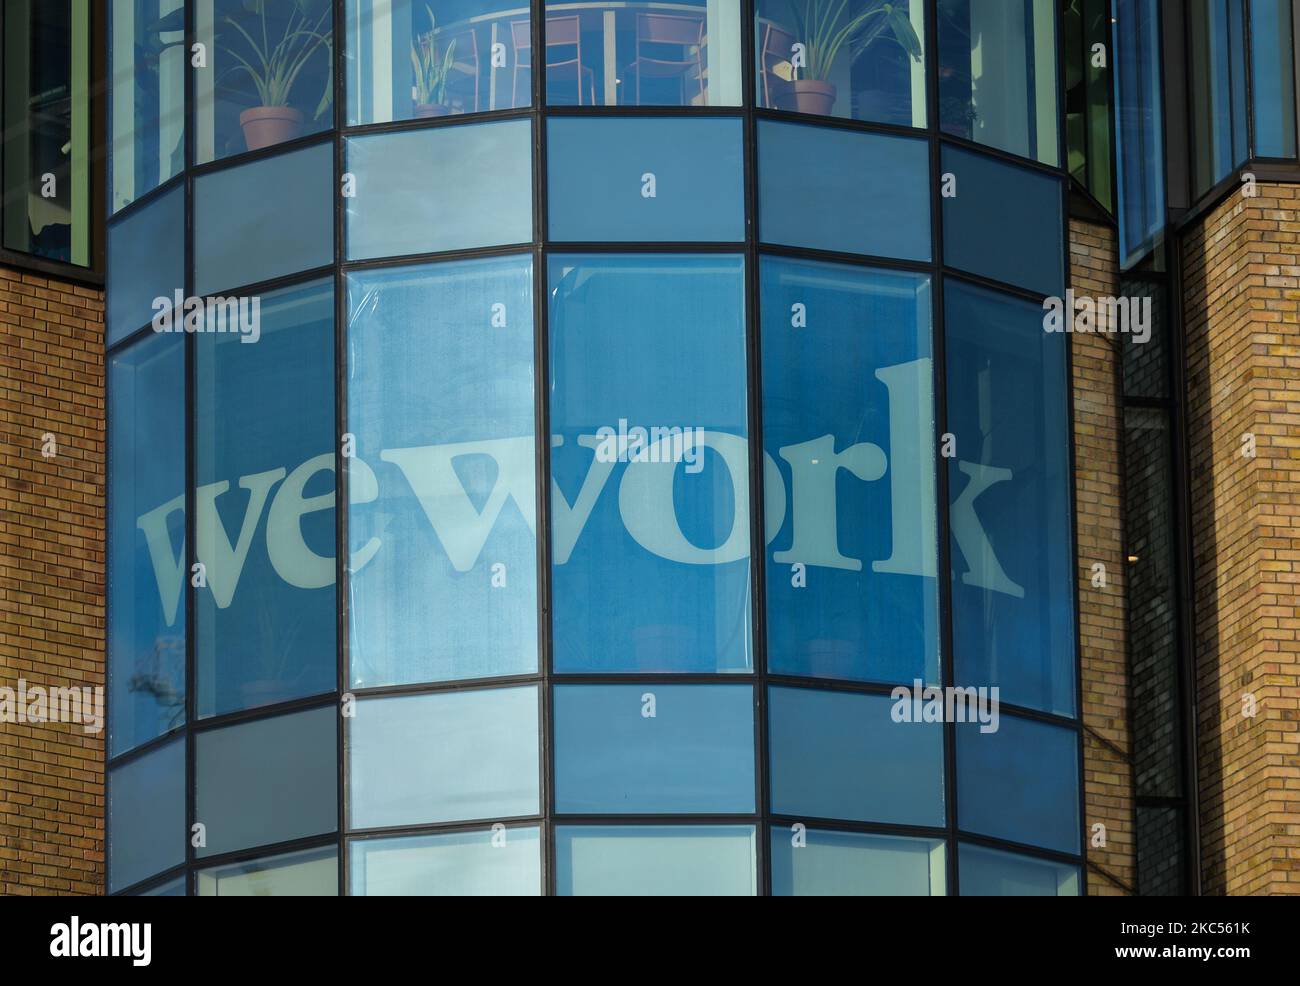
[106,0,1081,895]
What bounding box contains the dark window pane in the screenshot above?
[1251,0,1297,158]
[554,684,755,813]
[1063,0,1113,209]
[957,714,1080,854]
[958,843,1079,895]
[1114,0,1165,267]
[108,737,184,892]
[768,685,944,825]
[347,0,529,121]
[542,0,742,106]
[555,825,757,895]
[106,184,184,345]
[195,279,335,717]
[194,706,338,857]
[349,686,540,828]
[941,145,1064,297]
[548,254,751,673]
[350,827,541,895]
[1189,0,1249,194]
[193,142,333,295]
[758,120,930,260]
[197,845,338,895]
[139,876,186,896]
[945,280,1076,716]
[347,256,537,688]
[194,0,333,162]
[770,827,945,895]
[547,117,744,241]
[345,119,532,261]
[754,0,926,125]
[108,333,186,756]
[760,256,939,684]
[937,0,1058,165]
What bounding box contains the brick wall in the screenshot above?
[0,267,104,895]
[1183,182,1300,895]
[1069,218,1136,895]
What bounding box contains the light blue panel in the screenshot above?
[556,826,757,895]
[350,827,541,895]
[106,184,184,344]
[108,737,185,892]
[959,843,1080,896]
[769,828,945,896]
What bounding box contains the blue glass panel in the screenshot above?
[547,117,744,241]
[1251,0,1297,158]
[140,876,186,896]
[944,280,1075,716]
[554,684,755,813]
[194,279,335,717]
[770,828,945,896]
[957,715,1080,855]
[346,119,532,261]
[350,827,541,895]
[760,257,938,684]
[349,685,540,828]
[940,146,1064,297]
[767,685,944,825]
[347,256,537,688]
[108,333,185,756]
[548,254,750,673]
[1113,0,1166,267]
[347,0,531,122]
[108,737,184,892]
[959,843,1079,895]
[758,120,929,260]
[556,826,757,895]
[197,846,338,895]
[106,184,184,345]
[193,142,333,295]
[1189,0,1249,194]
[194,706,338,857]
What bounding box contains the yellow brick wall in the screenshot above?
[1070,219,1136,895]
[1183,182,1300,896]
[0,267,104,895]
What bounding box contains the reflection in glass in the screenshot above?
[109,333,185,756]
[106,183,184,345]
[1250,0,1297,159]
[556,825,757,895]
[350,827,541,895]
[937,0,1058,165]
[548,254,751,673]
[1114,0,1165,267]
[197,845,337,896]
[760,257,938,684]
[959,843,1079,896]
[1188,0,1248,194]
[770,828,945,895]
[1063,0,1112,209]
[108,738,184,893]
[348,256,537,688]
[754,0,925,125]
[542,0,742,106]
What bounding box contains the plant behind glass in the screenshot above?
[410,5,458,116]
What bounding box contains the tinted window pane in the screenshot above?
[197,846,338,896]
[937,0,1058,165]
[106,184,184,345]
[109,0,184,212]
[754,0,926,125]
[347,257,537,688]
[957,714,1080,854]
[944,281,1075,716]
[349,686,540,828]
[1114,0,1166,267]
[195,280,335,717]
[760,257,938,684]
[108,737,184,893]
[140,876,186,896]
[350,827,541,895]
[1189,0,1249,194]
[194,706,338,857]
[1251,0,1297,158]
[108,334,185,756]
[193,142,333,295]
[556,826,757,895]
[959,843,1079,896]
[347,0,529,122]
[194,0,333,163]
[758,120,929,260]
[543,0,742,106]
[770,828,945,896]
[547,117,744,241]
[346,120,532,261]
[554,684,755,813]
[548,254,750,673]
[768,685,944,825]
[941,146,1064,297]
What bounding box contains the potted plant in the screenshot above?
[410,6,458,118]
[221,0,333,151]
[783,0,922,116]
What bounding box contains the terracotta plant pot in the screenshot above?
[785,79,837,117]
[414,103,451,118]
[239,106,305,151]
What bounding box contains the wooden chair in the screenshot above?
[623,12,706,106]
[511,16,595,107]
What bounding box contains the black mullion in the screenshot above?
[755,241,935,275]
[348,817,546,843]
[105,724,187,773]
[186,130,334,179]
[333,0,347,898]
[188,693,337,735]
[350,673,545,700]
[182,0,196,897]
[953,829,1087,868]
[341,242,536,272]
[342,105,533,138]
[189,832,340,875]
[104,171,186,226]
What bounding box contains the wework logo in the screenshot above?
[49,917,151,966]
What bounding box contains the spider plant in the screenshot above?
[788,0,923,82]
[410,6,458,107]
[221,0,332,119]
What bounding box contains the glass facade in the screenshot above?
[105,0,1082,896]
